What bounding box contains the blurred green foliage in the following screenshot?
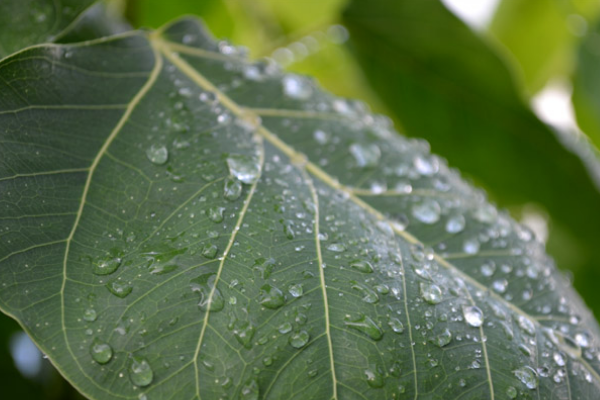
[3,0,600,397]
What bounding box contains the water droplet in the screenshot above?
[327,243,346,252]
[517,315,535,336]
[492,279,508,293]
[278,322,292,334]
[388,317,404,333]
[351,282,379,304]
[83,308,97,322]
[146,145,168,165]
[289,330,310,348]
[349,143,381,168]
[575,331,591,348]
[412,200,441,224]
[208,206,225,223]
[313,130,329,144]
[365,368,384,388]
[445,214,465,233]
[463,306,483,327]
[513,366,538,390]
[420,283,442,304]
[233,322,255,349]
[93,256,122,276]
[129,357,154,387]
[463,238,480,254]
[224,178,242,201]
[506,386,517,399]
[288,283,303,298]
[553,352,566,367]
[480,263,495,277]
[413,155,438,176]
[259,284,285,309]
[90,338,112,364]
[106,281,132,298]
[344,315,383,341]
[350,260,374,273]
[282,75,312,99]
[191,274,224,312]
[435,328,452,347]
[241,379,259,400]
[226,154,261,184]
[201,243,218,259]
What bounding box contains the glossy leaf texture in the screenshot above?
[1,17,600,400]
[0,0,97,58]
[343,0,600,315]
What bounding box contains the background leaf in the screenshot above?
[343,0,600,318]
[2,16,600,399]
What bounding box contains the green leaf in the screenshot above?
[0,0,98,58]
[2,16,600,400]
[343,0,600,316]
[572,17,600,147]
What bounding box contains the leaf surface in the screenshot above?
[1,17,600,400]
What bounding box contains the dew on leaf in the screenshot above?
[463,306,483,327]
[350,260,374,273]
[289,330,310,348]
[93,256,122,276]
[278,322,292,334]
[226,154,261,184]
[349,143,381,168]
[208,206,225,223]
[388,317,404,334]
[234,322,255,349]
[365,368,384,388]
[288,283,303,298]
[241,379,259,400]
[513,366,538,390]
[282,75,312,99]
[90,338,112,364]
[106,281,132,298]
[506,386,517,399]
[517,315,535,336]
[201,243,218,259]
[412,200,441,224]
[129,357,154,387]
[83,308,97,322]
[146,145,168,165]
[327,243,346,252]
[462,238,480,254]
[224,178,242,201]
[420,282,442,304]
[351,281,379,304]
[435,328,452,347]
[445,214,465,233]
[344,315,383,341]
[259,284,285,309]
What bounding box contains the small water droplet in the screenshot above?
[513,366,538,390]
[288,283,303,298]
[106,281,132,298]
[226,154,261,184]
[201,243,218,259]
[259,284,285,309]
[93,256,122,276]
[420,283,442,304]
[344,315,383,341]
[463,306,483,327]
[289,330,310,348]
[208,206,225,223]
[278,322,292,334]
[506,386,517,399]
[350,260,374,273]
[90,338,112,364]
[282,75,312,99]
[349,143,381,168]
[445,214,465,233]
[388,317,404,333]
[412,200,441,224]
[83,308,97,322]
[129,357,154,387]
[435,328,452,347]
[351,281,379,304]
[463,238,480,254]
[146,145,168,165]
[364,368,384,388]
[234,322,255,349]
[224,178,242,201]
[241,379,259,400]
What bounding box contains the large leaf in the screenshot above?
[572,17,600,147]
[2,16,600,400]
[343,0,600,317]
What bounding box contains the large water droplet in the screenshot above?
[234,322,255,349]
[412,200,441,224]
[350,260,374,274]
[146,145,168,165]
[289,330,310,348]
[344,315,383,341]
[463,306,483,327]
[106,281,132,298]
[226,154,261,184]
[435,328,452,347]
[129,357,154,387]
[259,284,285,309]
[351,281,379,303]
[191,274,224,312]
[513,366,538,390]
[365,368,384,388]
[224,178,242,201]
[288,283,303,298]
[388,317,404,334]
[93,256,122,276]
[90,338,112,364]
[201,243,218,259]
[349,143,381,168]
[420,283,442,304]
[445,214,465,233]
[208,206,225,223]
[241,379,259,400]
[83,308,97,322]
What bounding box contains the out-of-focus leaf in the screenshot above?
[4,15,600,399]
[0,0,98,58]
[489,0,589,94]
[57,3,132,44]
[572,18,600,146]
[343,0,600,316]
